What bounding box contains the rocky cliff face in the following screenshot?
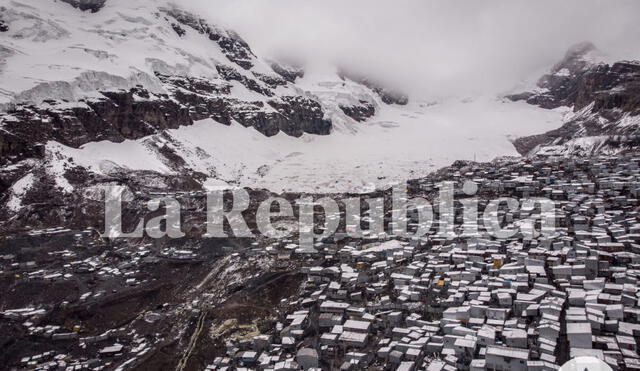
[163,8,256,71]
[508,42,640,156]
[0,88,191,166]
[157,72,331,137]
[339,101,376,122]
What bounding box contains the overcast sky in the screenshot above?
[186,0,640,96]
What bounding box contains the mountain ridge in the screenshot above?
[508,42,640,156]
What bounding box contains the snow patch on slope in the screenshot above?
[48,139,174,174]
[6,172,35,212]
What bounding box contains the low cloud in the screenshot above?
[186,0,640,96]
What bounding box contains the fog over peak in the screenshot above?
[186,0,640,97]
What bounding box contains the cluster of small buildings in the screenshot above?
[0,228,174,370]
[207,155,640,370]
[4,154,640,370]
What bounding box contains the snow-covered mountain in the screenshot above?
[0,0,572,205]
[2,0,639,228]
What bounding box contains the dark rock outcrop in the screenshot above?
[0,87,192,165]
[170,22,186,37]
[212,30,255,70]
[156,73,234,123]
[268,96,332,136]
[232,103,286,137]
[339,101,376,122]
[58,0,107,13]
[378,90,409,106]
[158,73,332,137]
[157,74,231,96]
[164,8,255,70]
[270,63,304,83]
[574,61,640,115]
[253,72,288,89]
[0,127,45,166]
[338,70,408,106]
[216,65,273,96]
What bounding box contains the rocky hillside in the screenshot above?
[509,42,640,156]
